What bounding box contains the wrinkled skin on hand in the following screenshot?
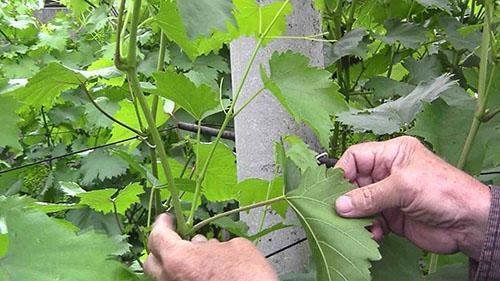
[334,136,491,260]
[144,214,278,281]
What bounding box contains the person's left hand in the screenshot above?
[145,214,278,281]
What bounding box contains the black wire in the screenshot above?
[0,127,177,175]
[265,237,308,259]
[481,171,500,175]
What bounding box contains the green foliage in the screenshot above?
[177,0,236,39]
[153,70,219,120]
[0,196,129,281]
[337,74,455,134]
[0,96,22,150]
[262,51,348,147]
[80,150,129,185]
[285,167,381,281]
[0,0,498,280]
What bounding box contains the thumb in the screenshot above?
[335,177,400,218]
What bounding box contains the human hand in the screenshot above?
[145,214,278,281]
[334,136,491,260]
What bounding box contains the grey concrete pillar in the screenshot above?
[34,8,68,24]
[230,0,323,275]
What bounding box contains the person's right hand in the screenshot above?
[334,136,491,260]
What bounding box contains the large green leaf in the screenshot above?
[372,234,424,281]
[156,0,292,60]
[195,143,237,201]
[285,167,381,281]
[408,95,500,174]
[177,0,236,39]
[0,96,22,150]
[153,70,219,120]
[337,74,455,135]
[262,51,348,147]
[8,63,84,109]
[0,196,129,281]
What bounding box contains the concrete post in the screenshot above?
[230,0,323,275]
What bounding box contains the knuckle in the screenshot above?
[397,136,422,147]
[358,188,376,211]
[230,237,252,248]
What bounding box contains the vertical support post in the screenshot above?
[230,0,323,275]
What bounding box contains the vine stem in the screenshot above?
[149,32,169,217]
[430,0,494,273]
[126,0,187,236]
[186,0,291,228]
[456,0,493,170]
[189,196,286,235]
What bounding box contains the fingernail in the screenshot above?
[336,196,353,214]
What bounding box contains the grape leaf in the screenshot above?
[8,63,84,109]
[285,167,381,281]
[77,183,144,215]
[0,196,129,281]
[337,74,455,135]
[80,150,129,185]
[177,0,236,39]
[372,234,424,281]
[378,19,428,49]
[365,76,416,99]
[403,55,443,84]
[153,70,219,120]
[115,183,145,214]
[84,97,120,128]
[261,51,348,147]
[408,97,500,175]
[416,0,452,13]
[156,0,292,60]
[109,96,169,143]
[236,176,287,218]
[440,16,481,52]
[329,28,367,63]
[194,143,237,202]
[0,96,22,150]
[77,189,117,214]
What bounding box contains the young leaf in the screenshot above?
[78,188,117,214]
[285,167,381,281]
[194,142,237,202]
[80,150,129,185]
[8,63,84,109]
[0,196,129,281]
[337,74,455,135]
[261,51,348,147]
[153,70,219,120]
[177,0,236,39]
[115,183,145,214]
[0,96,22,150]
[236,177,288,218]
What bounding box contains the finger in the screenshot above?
[334,143,378,183]
[370,220,384,241]
[144,255,167,281]
[335,177,400,218]
[191,234,208,244]
[148,214,182,258]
